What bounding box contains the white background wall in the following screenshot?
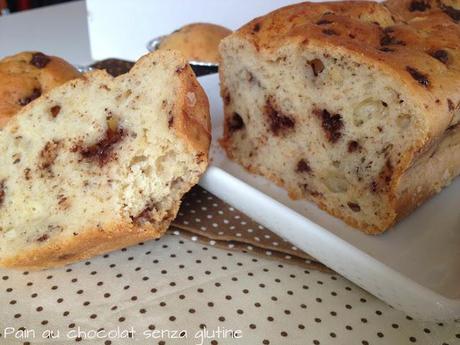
[87,0,304,61]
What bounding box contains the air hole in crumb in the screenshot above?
[396,114,411,129]
[353,99,388,127]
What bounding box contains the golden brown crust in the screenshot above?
[0,51,80,127]
[220,1,460,233]
[172,62,212,161]
[394,124,460,221]
[159,23,232,63]
[384,0,460,23]
[0,206,176,270]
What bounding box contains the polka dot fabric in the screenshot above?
[172,187,323,268]
[1,233,459,344]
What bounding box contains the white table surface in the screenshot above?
[0,1,459,344]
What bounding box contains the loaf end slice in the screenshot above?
[0,51,210,269]
[219,1,460,233]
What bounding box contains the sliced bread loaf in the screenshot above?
[219,1,460,233]
[0,51,210,269]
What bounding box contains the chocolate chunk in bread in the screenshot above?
[30,52,51,69]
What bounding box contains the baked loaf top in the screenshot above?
[236,1,460,140]
[158,23,232,63]
[0,51,210,269]
[385,0,460,22]
[0,51,80,127]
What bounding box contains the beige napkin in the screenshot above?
[171,186,332,272]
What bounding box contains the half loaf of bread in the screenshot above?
[0,51,210,269]
[219,1,460,233]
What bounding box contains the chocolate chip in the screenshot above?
[375,159,394,192]
[168,111,174,128]
[228,113,245,133]
[380,32,405,47]
[0,180,5,207]
[322,29,339,36]
[448,99,455,112]
[50,105,61,118]
[316,19,333,25]
[175,65,186,73]
[370,181,378,193]
[24,168,31,181]
[440,4,460,22]
[314,109,343,143]
[309,58,325,77]
[265,97,295,136]
[429,50,449,64]
[39,140,60,171]
[296,159,312,174]
[58,195,67,204]
[90,59,134,77]
[253,23,261,33]
[223,91,231,106]
[347,202,361,212]
[18,88,41,106]
[409,1,431,12]
[406,66,430,87]
[30,52,51,68]
[447,122,459,131]
[348,140,361,153]
[36,234,49,242]
[77,122,125,166]
[379,47,395,52]
[131,203,157,225]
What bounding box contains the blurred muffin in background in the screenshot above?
[0,51,80,127]
[158,23,232,64]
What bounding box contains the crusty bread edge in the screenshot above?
[0,218,171,270]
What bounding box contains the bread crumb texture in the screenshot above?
[0,51,210,268]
